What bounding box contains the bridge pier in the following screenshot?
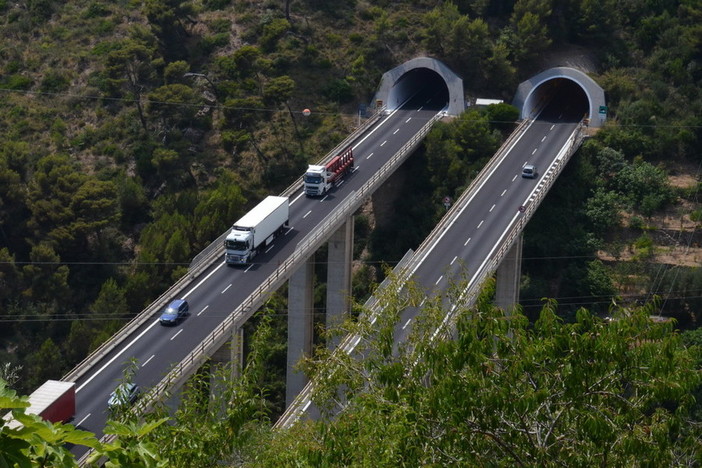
[495,234,522,313]
[286,256,315,406]
[286,218,355,407]
[326,217,354,349]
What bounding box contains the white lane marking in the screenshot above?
[302,400,312,412]
[320,195,328,202]
[351,335,361,348]
[366,152,374,159]
[464,237,471,246]
[532,148,537,155]
[197,305,208,316]
[290,191,305,206]
[351,104,406,149]
[417,106,423,111]
[501,189,507,197]
[76,414,91,426]
[405,117,412,123]
[284,227,293,235]
[450,256,458,265]
[512,174,518,182]
[489,204,496,212]
[184,261,225,298]
[541,136,546,142]
[380,140,387,146]
[523,161,528,166]
[170,329,183,341]
[221,284,232,294]
[77,318,161,392]
[393,128,399,134]
[244,264,253,272]
[141,354,155,367]
[402,318,412,330]
[303,210,311,218]
[435,275,443,285]
[550,124,555,130]
[477,220,484,229]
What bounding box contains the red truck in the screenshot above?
[303,146,354,196]
[24,380,76,424]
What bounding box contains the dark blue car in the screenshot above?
[159,299,189,326]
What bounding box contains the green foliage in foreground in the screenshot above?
[1,276,700,466]
[260,278,702,467]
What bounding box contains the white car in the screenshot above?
[522,164,537,179]
[107,382,140,410]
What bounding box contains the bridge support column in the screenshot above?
[495,234,523,314]
[209,326,244,405]
[326,217,354,350]
[210,326,244,378]
[286,256,315,407]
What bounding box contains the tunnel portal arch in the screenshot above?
[513,67,606,127]
[374,57,464,116]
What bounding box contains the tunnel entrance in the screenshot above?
[373,57,464,115]
[513,67,606,127]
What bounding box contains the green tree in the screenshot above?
[143,0,195,61]
[102,37,159,130]
[27,338,65,390]
[584,187,621,235]
[193,171,246,247]
[21,243,71,305]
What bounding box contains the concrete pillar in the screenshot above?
[286,256,315,407]
[326,217,354,350]
[495,235,523,314]
[209,326,244,410]
[210,326,244,378]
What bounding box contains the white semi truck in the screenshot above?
[225,196,290,265]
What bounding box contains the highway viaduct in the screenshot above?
[60,57,604,461]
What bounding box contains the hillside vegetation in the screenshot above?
[1,0,702,448]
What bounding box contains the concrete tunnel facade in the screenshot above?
[513,67,606,127]
[373,57,464,116]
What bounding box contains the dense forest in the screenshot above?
[1,0,702,462]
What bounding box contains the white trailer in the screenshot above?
[225,196,290,265]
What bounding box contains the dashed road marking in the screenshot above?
[142,354,155,367]
[170,329,183,341]
[197,305,209,316]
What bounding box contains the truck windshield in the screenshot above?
[225,240,248,250]
[304,174,322,184]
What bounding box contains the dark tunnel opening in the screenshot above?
[386,68,450,112]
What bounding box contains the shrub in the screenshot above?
[2,74,32,90]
